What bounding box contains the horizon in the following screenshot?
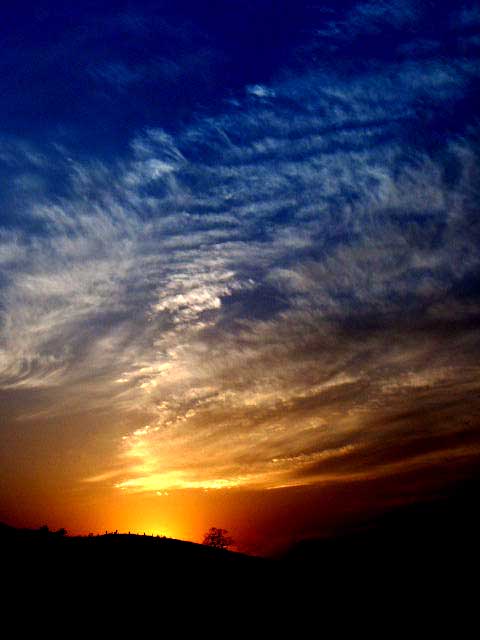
[1,0,479,557]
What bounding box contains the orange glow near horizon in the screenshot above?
[69,492,206,543]
[3,455,480,557]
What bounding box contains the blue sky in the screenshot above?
[0,1,479,547]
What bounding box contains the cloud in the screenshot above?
[457,5,480,27]
[347,0,419,32]
[246,85,276,99]
[1,26,479,495]
[311,0,420,46]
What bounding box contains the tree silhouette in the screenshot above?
[202,527,234,550]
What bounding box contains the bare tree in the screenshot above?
[202,527,234,550]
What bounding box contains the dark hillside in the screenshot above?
[2,479,478,618]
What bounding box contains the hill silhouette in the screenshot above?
[283,477,480,573]
[0,523,265,581]
[2,477,478,623]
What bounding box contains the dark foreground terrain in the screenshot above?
[2,478,479,626]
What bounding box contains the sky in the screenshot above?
[0,0,479,555]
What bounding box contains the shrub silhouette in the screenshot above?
[202,527,234,550]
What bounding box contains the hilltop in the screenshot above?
[2,479,478,615]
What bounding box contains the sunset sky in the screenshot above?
[1,0,479,555]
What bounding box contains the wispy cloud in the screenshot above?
[1,10,479,496]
